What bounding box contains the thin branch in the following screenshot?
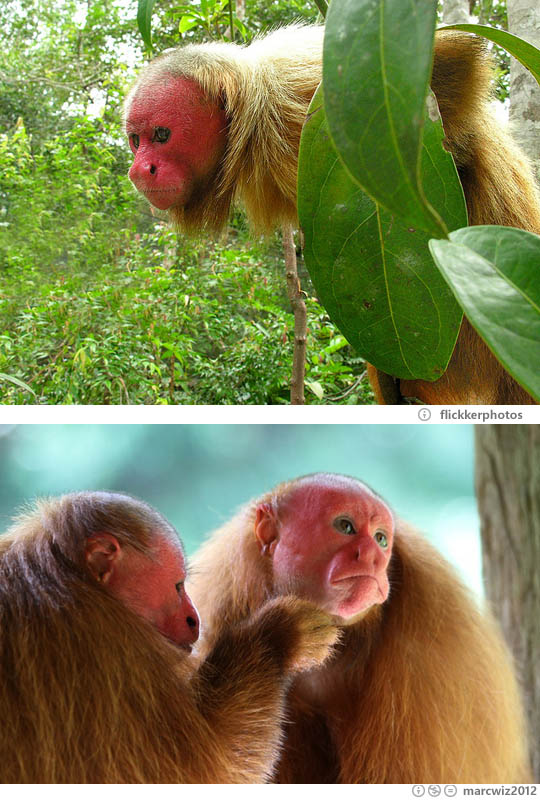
[324,371,367,402]
[282,224,307,405]
[0,70,107,93]
[228,1,235,41]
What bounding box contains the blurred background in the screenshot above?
[0,423,481,592]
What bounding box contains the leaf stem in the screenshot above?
[313,0,328,18]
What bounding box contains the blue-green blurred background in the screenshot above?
[0,424,481,593]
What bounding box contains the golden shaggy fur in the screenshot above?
[189,474,531,783]
[0,491,336,783]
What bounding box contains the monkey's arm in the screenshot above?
[191,596,337,783]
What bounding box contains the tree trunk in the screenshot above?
[236,0,245,21]
[507,0,540,180]
[475,425,540,780]
[441,0,471,24]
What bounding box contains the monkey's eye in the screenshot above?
[374,531,389,549]
[175,580,185,593]
[130,133,140,150]
[153,127,171,143]
[333,517,356,535]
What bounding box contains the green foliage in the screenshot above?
[176,0,248,41]
[0,0,373,406]
[298,88,463,380]
[0,231,372,405]
[0,118,140,275]
[298,0,540,398]
[300,0,467,381]
[139,0,248,46]
[0,0,139,140]
[150,0,318,46]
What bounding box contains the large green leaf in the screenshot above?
[441,24,540,85]
[298,88,464,380]
[429,226,540,402]
[137,0,155,50]
[324,0,447,237]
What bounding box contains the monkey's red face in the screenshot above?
[257,480,394,621]
[126,76,228,211]
[106,536,200,650]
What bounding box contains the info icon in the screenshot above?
[412,786,425,797]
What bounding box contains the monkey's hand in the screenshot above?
[250,596,340,673]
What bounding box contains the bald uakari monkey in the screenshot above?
[124,26,540,405]
[0,490,339,783]
[188,473,531,783]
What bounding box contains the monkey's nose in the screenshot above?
[128,160,157,184]
[186,614,199,642]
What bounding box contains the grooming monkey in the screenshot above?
[0,491,338,782]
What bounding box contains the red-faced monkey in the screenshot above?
[124,26,540,404]
[0,490,338,783]
[188,473,531,783]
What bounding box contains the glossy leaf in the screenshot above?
[298,89,464,379]
[324,0,448,237]
[429,226,540,402]
[137,0,155,50]
[441,24,540,85]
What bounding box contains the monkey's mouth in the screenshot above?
[330,574,382,594]
[164,635,193,653]
[173,642,193,654]
[138,186,187,211]
[142,187,180,195]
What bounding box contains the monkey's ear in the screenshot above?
[85,533,122,584]
[254,504,279,557]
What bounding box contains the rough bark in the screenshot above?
[508,0,540,180]
[475,425,540,780]
[442,0,471,24]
